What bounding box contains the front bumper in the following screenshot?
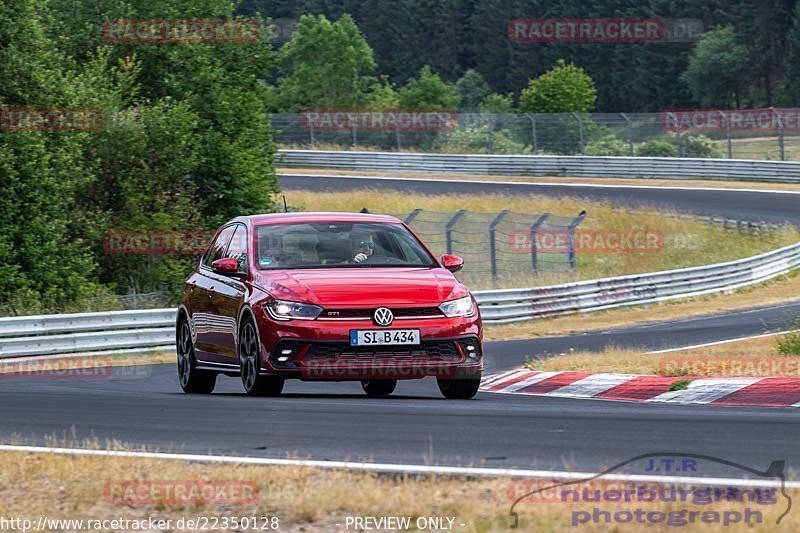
[254,307,483,380]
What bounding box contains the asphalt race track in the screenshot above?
[1,174,799,480]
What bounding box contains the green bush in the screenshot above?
[636,139,678,157]
[776,331,800,355]
[585,135,630,156]
[440,126,530,154]
[671,133,723,158]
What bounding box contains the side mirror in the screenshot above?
[441,254,464,273]
[211,258,242,276]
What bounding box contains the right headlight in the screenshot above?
[439,295,475,318]
[265,299,323,321]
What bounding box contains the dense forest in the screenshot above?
[239,0,800,111]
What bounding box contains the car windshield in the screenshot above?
[255,221,438,270]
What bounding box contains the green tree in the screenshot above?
[278,13,376,110]
[0,0,107,313]
[519,59,597,113]
[398,65,459,110]
[480,93,514,113]
[681,26,749,108]
[455,69,491,111]
[784,4,800,104]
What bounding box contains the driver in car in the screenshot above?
[353,237,375,263]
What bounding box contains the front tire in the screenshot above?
[437,372,481,399]
[177,318,216,394]
[239,317,284,397]
[361,379,397,398]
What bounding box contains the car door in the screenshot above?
[208,223,249,364]
[192,224,237,363]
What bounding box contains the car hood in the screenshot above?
[253,267,468,307]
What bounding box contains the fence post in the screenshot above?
[482,113,494,154]
[719,111,732,158]
[568,211,588,270]
[572,113,585,154]
[445,209,468,255]
[525,113,538,154]
[395,121,402,151]
[351,121,357,147]
[530,213,550,274]
[404,209,423,224]
[620,113,634,156]
[676,121,684,156]
[773,108,786,161]
[489,210,510,281]
[309,119,316,147]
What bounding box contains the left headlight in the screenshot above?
[439,295,475,318]
[265,299,323,321]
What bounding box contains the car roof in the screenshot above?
[236,212,404,226]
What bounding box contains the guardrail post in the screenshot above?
[525,113,538,154]
[620,113,634,156]
[568,211,588,270]
[489,210,510,281]
[445,209,468,255]
[404,208,423,224]
[572,113,585,154]
[529,213,550,274]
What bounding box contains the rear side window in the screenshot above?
[202,225,236,268]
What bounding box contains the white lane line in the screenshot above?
[648,331,794,354]
[279,173,800,196]
[546,373,636,398]
[502,371,562,392]
[648,378,762,404]
[1,444,798,487]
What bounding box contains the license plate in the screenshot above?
[350,329,421,346]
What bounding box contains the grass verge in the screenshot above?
[0,443,796,532]
[527,330,800,378]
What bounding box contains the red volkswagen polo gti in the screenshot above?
[176,212,483,399]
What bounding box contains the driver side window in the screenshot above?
[226,224,248,272]
[202,225,236,268]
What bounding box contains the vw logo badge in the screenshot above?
[373,307,394,327]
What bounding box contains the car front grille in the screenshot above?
[319,307,443,319]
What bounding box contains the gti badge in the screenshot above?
[373,307,394,327]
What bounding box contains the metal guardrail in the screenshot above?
[1,240,799,357]
[277,149,800,182]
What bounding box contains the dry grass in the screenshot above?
[0,352,174,375]
[282,189,799,291]
[280,167,800,192]
[528,331,800,378]
[485,271,800,341]
[712,136,800,161]
[0,444,797,532]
